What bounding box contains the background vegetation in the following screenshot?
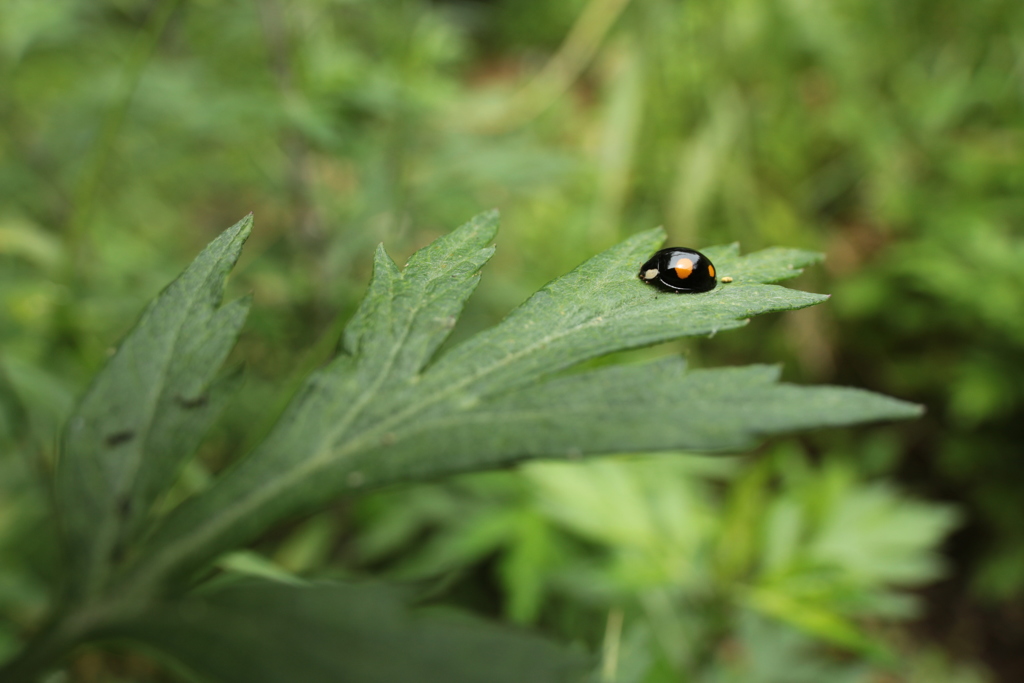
[1,0,1021,680]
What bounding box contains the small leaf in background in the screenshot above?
[742,455,960,649]
[100,579,586,683]
[498,509,558,624]
[56,216,253,601]
[809,481,960,587]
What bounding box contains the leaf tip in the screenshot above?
[206,214,254,270]
[465,209,501,244]
[230,213,255,241]
[372,242,389,260]
[902,400,926,418]
[867,396,925,423]
[373,244,401,276]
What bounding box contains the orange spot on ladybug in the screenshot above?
[708,264,715,278]
[673,258,694,279]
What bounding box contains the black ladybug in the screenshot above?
[638,247,717,293]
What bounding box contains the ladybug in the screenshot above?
[638,247,717,293]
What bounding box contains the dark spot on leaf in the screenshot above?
[106,431,135,447]
[177,394,209,409]
[118,497,133,518]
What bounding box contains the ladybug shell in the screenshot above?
[638,247,717,293]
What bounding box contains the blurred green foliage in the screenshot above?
[2,0,1022,680]
[354,449,960,680]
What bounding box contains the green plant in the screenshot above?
[0,211,920,682]
[354,448,962,681]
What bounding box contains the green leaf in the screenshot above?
[415,239,825,397]
[56,216,252,600]
[808,481,960,586]
[121,211,916,592]
[744,588,890,659]
[347,361,920,481]
[97,579,586,683]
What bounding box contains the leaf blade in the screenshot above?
[415,231,826,398]
[56,216,252,600]
[344,359,923,485]
[99,579,586,683]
